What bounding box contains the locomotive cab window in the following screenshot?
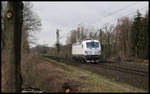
[86,42,99,48]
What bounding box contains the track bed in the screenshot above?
[44,55,149,91]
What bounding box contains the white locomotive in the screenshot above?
[72,39,102,63]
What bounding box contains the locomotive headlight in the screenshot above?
[98,50,101,54]
[85,51,89,55]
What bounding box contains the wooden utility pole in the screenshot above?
[99,29,103,43]
[56,29,60,55]
[3,1,23,92]
[77,26,80,41]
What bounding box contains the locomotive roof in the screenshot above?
[83,39,99,42]
[72,39,100,45]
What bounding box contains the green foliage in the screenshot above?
[131,10,148,59]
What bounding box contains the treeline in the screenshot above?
[112,10,148,60]
[47,10,149,61]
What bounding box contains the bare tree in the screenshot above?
[22,2,41,53]
[114,17,132,59]
[101,24,114,59]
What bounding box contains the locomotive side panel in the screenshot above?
[72,42,84,55]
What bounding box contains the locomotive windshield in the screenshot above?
[86,42,99,48]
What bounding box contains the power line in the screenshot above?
[58,30,71,39]
[125,6,147,16]
[57,5,148,40]
[96,3,140,23]
[103,3,137,18]
[99,6,148,29]
[92,4,139,28]
[92,3,147,27]
[58,24,81,39]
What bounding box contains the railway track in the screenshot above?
[43,55,149,90]
[44,55,148,77]
[95,63,148,77]
[103,61,148,72]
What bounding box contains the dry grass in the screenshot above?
[21,53,75,92]
[45,58,146,93]
[1,52,81,92]
[2,52,147,92]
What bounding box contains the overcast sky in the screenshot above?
[30,1,148,48]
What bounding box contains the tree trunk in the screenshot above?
[3,1,23,93]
